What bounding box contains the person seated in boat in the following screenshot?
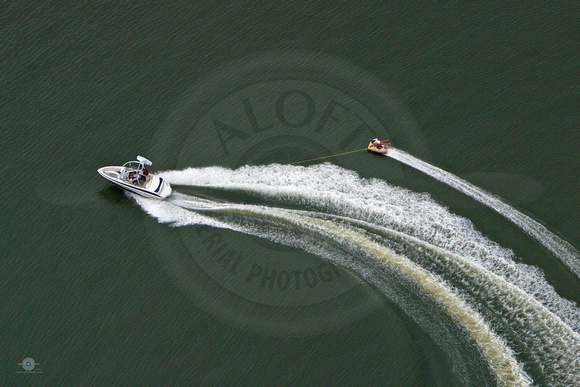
[373,138,391,149]
[128,171,141,186]
[137,168,148,185]
[372,138,384,149]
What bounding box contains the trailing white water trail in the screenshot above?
[160,164,580,333]
[136,194,531,386]
[164,193,580,385]
[134,163,580,385]
[308,213,580,386]
[386,148,580,278]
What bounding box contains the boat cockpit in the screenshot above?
[120,161,150,188]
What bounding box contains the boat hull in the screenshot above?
[367,144,390,154]
[97,166,172,200]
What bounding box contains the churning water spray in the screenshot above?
[133,162,580,385]
[386,148,580,278]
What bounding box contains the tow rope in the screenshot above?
[286,148,367,165]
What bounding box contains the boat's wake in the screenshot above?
[387,148,580,278]
[133,163,580,386]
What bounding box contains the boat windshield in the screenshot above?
[120,161,149,187]
[122,161,144,172]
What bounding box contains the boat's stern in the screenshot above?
[158,181,172,199]
[145,175,172,199]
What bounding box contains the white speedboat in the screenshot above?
[97,156,172,200]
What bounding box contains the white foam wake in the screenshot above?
[133,163,580,385]
[136,194,532,386]
[387,148,580,278]
[322,214,580,386]
[159,164,580,333]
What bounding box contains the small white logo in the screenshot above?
[18,357,42,374]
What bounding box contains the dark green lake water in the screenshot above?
[3,3,579,385]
